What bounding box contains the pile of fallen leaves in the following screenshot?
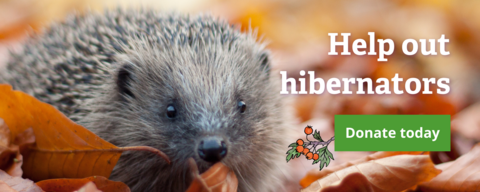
[300,149,480,191]
[1,84,479,192]
[1,76,479,192]
[0,84,239,192]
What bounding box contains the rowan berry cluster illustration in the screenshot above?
[286,125,335,170]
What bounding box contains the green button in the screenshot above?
[334,115,450,151]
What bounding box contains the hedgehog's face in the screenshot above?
[112,44,279,179]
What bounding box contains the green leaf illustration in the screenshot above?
[286,143,302,162]
[286,153,293,162]
[316,146,334,170]
[313,130,324,142]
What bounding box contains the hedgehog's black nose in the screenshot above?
[197,137,227,163]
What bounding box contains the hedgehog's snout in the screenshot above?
[197,136,227,163]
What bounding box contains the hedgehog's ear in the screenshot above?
[259,52,271,75]
[117,64,135,99]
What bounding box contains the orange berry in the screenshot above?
[306,152,313,160]
[296,139,304,146]
[304,125,313,135]
[296,145,304,153]
[313,153,319,160]
[302,148,309,154]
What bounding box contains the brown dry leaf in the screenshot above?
[302,155,441,192]
[418,142,480,191]
[6,127,36,177]
[186,158,238,192]
[36,176,129,192]
[3,153,22,178]
[0,118,17,174]
[300,151,426,188]
[0,119,36,177]
[0,84,169,181]
[0,169,43,192]
[309,172,373,192]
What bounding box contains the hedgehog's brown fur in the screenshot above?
[0,9,293,192]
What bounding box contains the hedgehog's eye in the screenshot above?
[166,104,177,118]
[237,100,246,113]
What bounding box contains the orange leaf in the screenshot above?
[301,155,441,192]
[418,142,480,191]
[0,84,169,181]
[186,158,238,192]
[0,84,119,181]
[300,151,426,188]
[306,172,373,192]
[36,176,129,192]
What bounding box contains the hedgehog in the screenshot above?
[0,9,293,192]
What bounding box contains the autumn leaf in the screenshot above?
[0,169,43,192]
[300,151,426,188]
[0,84,169,181]
[36,176,129,192]
[312,172,373,192]
[0,118,19,176]
[302,155,441,192]
[186,158,238,192]
[418,142,480,191]
[0,119,36,177]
